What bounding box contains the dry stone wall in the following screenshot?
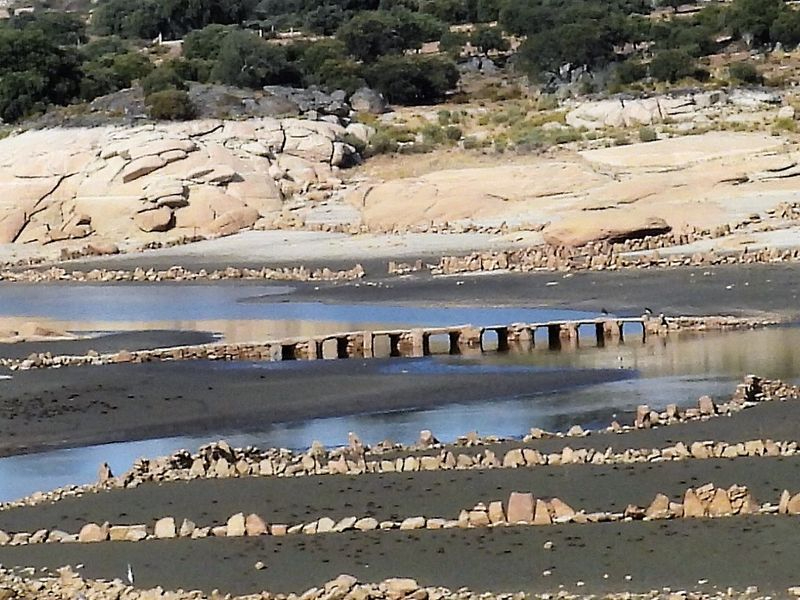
[0,484,777,549]
[2,377,794,512]
[0,263,365,284]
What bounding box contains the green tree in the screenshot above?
[439,29,468,57]
[729,61,761,83]
[141,63,186,94]
[469,26,509,54]
[0,28,82,122]
[183,24,235,60]
[10,12,87,45]
[649,48,696,82]
[336,9,445,62]
[726,0,783,46]
[210,29,290,87]
[770,9,800,46]
[365,54,458,104]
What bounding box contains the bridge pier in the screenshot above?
[507,325,533,352]
[602,319,624,343]
[397,329,426,357]
[563,323,579,349]
[595,323,606,347]
[363,331,374,358]
[455,326,482,353]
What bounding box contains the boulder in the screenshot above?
[786,492,800,515]
[134,207,174,233]
[121,155,167,183]
[245,513,268,536]
[533,499,552,525]
[645,493,671,520]
[707,488,733,517]
[383,578,419,599]
[345,123,376,145]
[488,501,505,524]
[206,206,260,237]
[154,517,176,539]
[506,492,535,523]
[350,87,388,114]
[78,523,108,543]
[227,513,246,537]
[682,489,706,518]
[549,498,576,520]
[543,213,671,247]
[698,395,716,415]
[418,429,438,447]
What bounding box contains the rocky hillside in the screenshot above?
[0,115,372,248]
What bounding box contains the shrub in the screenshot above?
[639,126,657,142]
[141,65,186,95]
[364,55,459,105]
[650,49,695,83]
[145,89,197,120]
[444,125,463,141]
[729,61,761,84]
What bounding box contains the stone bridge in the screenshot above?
[2,315,773,370]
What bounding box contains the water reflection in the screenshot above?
[0,284,600,343]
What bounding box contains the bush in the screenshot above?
[650,49,695,83]
[142,65,186,94]
[444,125,462,141]
[729,61,761,84]
[639,126,657,142]
[145,89,197,120]
[365,55,458,105]
[614,59,647,85]
[772,117,796,133]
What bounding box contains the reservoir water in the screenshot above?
[0,283,798,502]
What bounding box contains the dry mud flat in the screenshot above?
[0,518,797,596]
[3,383,800,596]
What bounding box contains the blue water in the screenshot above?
[1,284,799,504]
[0,373,735,503]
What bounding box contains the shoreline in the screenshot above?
[0,359,632,458]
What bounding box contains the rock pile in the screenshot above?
[4,567,769,600]
[0,263,364,284]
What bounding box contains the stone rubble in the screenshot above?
[0,566,780,600]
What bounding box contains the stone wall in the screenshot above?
[0,483,788,548]
[0,263,365,284]
[2,377,794,512]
